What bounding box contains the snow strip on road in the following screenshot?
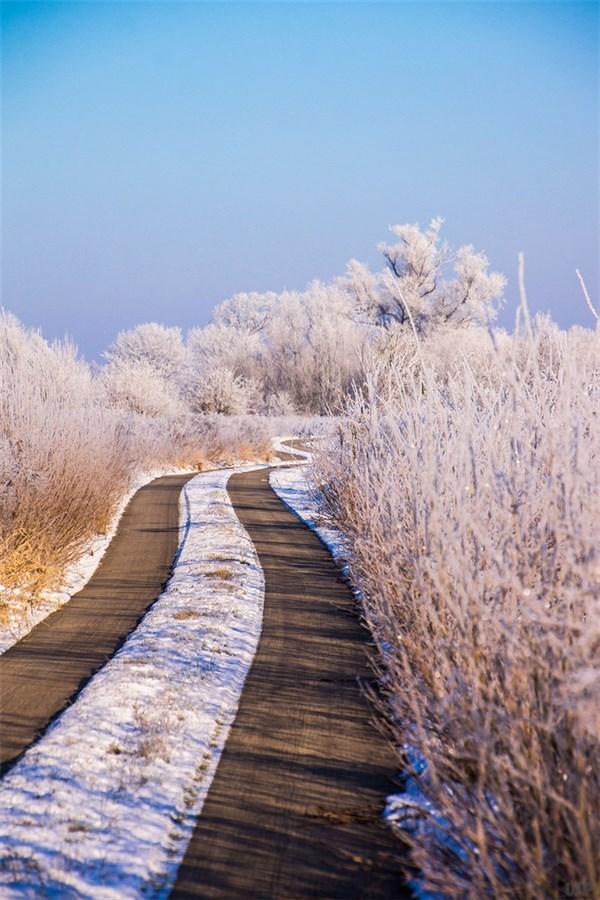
[0,466,265,898]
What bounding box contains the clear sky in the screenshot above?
[1,1,598,359]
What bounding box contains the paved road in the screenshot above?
[173,465,410,899]
[0,472,194,774]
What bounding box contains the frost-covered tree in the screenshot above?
[265,282,367,413]
[344,218,505,334]
[183,280,368,414]
[186,366,260,415]
[100,358,184,417]
[105,323,186,381]
[182,292,280,407]
[174,218,506,416]
[181,318,262,415]
[212,291,278,333]
[185,321,262,383]
[102,323,185,416]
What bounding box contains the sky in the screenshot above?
[1,0,598,359]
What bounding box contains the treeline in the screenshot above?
[100,218,505,416]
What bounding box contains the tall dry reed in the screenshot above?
[315,316,600,897]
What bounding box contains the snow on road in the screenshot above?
[0,466,266,898]
[269,461,348,565]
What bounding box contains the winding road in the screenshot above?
[173,463,409,898]
[0,453,410,897]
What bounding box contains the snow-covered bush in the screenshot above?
[185,366,260,415]
[104,322,186,381]
[262,389,297,417]
[0,313,132,602]
[314,315,600,897]
[100,358,185,417]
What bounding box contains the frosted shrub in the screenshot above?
[101,358,185,417]
[315,316,600,897]
[263,389,298,417]
[104,322,186,381]
[185,366,260,415]
[0,314,132,600]
[149,412,271,469]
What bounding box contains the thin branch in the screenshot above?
[576,269,599,323]
[517,253,533,339]
[383,250,402,279]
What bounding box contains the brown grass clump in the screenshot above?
[206,567,234,580]
[315,315,600,897]
[172,610,201,621]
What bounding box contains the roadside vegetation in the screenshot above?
[310,232,600,896]
[0,313,281,623]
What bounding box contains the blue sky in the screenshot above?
[2,1,598,358]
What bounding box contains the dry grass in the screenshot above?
[206,567,234,580]
[172,609,202,621]
[315,316,600,897]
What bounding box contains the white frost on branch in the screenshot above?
[100,358,185,418]
[104,323,186,381]
[344,217,505,334]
